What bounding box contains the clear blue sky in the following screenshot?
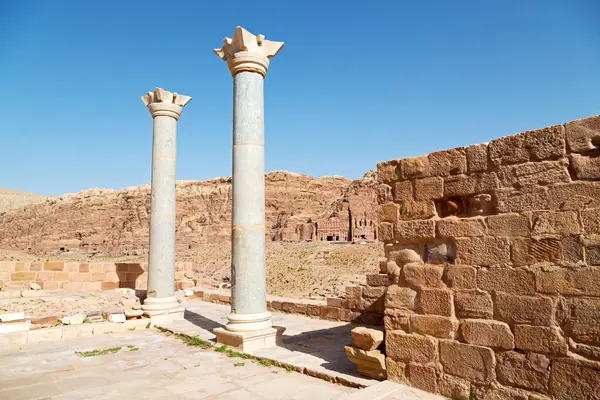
[1,0,598,196]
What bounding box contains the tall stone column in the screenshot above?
[141,88,191,322]
[213,27,285,352]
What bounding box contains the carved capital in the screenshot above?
[141,88,192,120]
[214,26,284,78]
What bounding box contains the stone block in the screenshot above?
[510,237,561,266]
[52,272,69,281]
[488,125,565,166]
[386,331,437,363]
[514,325,567,355]
[385,285,417,310]
[460,319,514,349]
[377,160,401,184]
[455,237,510,266]
[377,202,398,223]
[486,213,530,236]
[384,309,412,331]
[536,267,600,296]
[466,143,488,173]
[320,306,341,320]
[548,181,600,210]
[428,148,467,177]
[571,153,600,180]
[397,199,436,220]
[471,386,530,400]
[101,282,119,290]
[0,320,31,333]
[41,282,60,291]
[497,351,550,393]
[377,183,393,204]
[497,187,551,215]
[549,357,600,400]
[407,363,438,393]
[444,173,499,197]
[444,265,476,289]
[587,245,600,265]
[306,304,320,317]
[498,159,571,188]
[454,290,493,319]
[582,208,600,234]
[385,358,407,384]
[393,181,413,202]
[437,217,487,237]
[345,285,363,299]
[363,285,385,299]
[418,288,453,316]
[414,177,443,201]
[531,211,581,235]
[344,346,386,380]
[365,274,390,287]
[0,311,25,322]
[495,292,554,326]
[394,220,435,240]
[439,340,495,382]
[400,156,430,180]
[567,297,600,344]
[403,264,445,288]
[377,222,394,242]
[409,314,458,339]
[29,263,42,272]
[438,374,471,399]
[478,267,536,295]
[0,261,15,273]
[14,262,28,272]
[566,114,600,153]
[424,242,455,264]
[351,327,384,351]
[43,262,64,271]
[27,326,63,343]
[10,272,36,281]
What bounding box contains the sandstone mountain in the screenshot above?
[0,189,49,213]
[0,171,378,256]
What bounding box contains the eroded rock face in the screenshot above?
[0,172,377,255]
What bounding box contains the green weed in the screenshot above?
[76,346,121,357]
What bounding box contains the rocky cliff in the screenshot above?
[0,171,377,256]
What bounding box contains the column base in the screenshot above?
[142,296,184,323]
[214,326,285,353]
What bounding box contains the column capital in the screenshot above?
[214,26,284,78]
[141,88,192,120]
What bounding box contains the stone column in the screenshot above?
[141,88,191,322]
[213,27,284,352]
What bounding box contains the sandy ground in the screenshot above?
[1,242,382,299]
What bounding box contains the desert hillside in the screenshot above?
[0,188,49,213]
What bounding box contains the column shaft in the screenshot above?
[231,72,266,316]
[148,115,177,299]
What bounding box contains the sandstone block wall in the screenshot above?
[376,115,600,399]
[0,261,193,291]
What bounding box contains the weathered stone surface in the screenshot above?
[488,125,565,166]
[532,211,581,235]
[438,374,471,399]
[401,156,430,180]
[571,154,600,180]
[496,186,549,213]
[403,264,445,288]
[0,311,25,322]
[363,285,385,299]
[378,202,399,223]
[467,193,495,216]
[384,308,412,332]
[444,173,499,197]
[495,292,554,326]
[511,237,562,266]
[437,217,486,237]
[393,181,413,202]
[460,319,514,349]
[418,288,453,316]
[365,274,389,287]
[444,265,477,289]
[408,363,438,393]
[396,199,436,220]
[394,220,435,240]
[471,385,530,400]
[378,222,394,242]
[498,159,570,188]
[344,345,386,380]
[477,267,536,295]
[377,160,401,184]
[566,115,600,153]
[514,325,567,355]
[549,358,600,400]
[385,285,417,310]
[566,297,600,345]
[424,242,455,264]
[351,327,384,351]
[439,340,495,382]
[536,267,600,296]
[386,331,437,363]
[428,148,467,177]
[497,351,550,393]
[455,290,493,319]
[377,184,393,203]
[410,314,458,339]
[466,143,488,173]
[414,177,443,201]
[486,213,530,236]
[455,237,510,266]
[385,357,407,384]
[582,208,600,234]
[548,181,600,210]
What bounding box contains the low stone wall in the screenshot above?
[376,115,600,399]
[0,261,194,291]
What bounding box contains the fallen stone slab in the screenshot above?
[124,309,144,319]
[351,327,384,351]
[59,313,86,325]
[0,319,31,334]
[344,345,387,380]
[86,312,104,323]
[31,316,59,330]
[0,311,25,322]
[29,282,42,290]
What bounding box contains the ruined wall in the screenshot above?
[375,115,600,399]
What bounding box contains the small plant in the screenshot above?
[128,327,136,331]
[307,218,313,224]
[175,333,212,349]
[145,322,151,329]
[126,345,135,348]
[234,362,245,367]
[258,358,273,367]
[215,344,228,353]
[76,346,121,357]
[129,347,139,352]
[285,367,293,373]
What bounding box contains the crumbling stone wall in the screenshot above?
[376,115,600,399]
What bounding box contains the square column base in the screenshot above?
[214,326,285,353]
[145,306,185,326]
